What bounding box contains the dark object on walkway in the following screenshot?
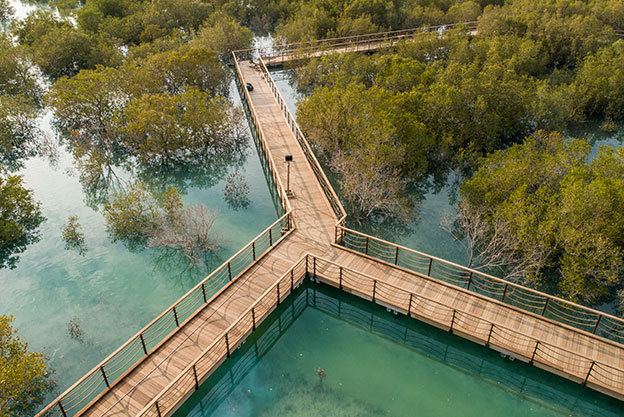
[246,82,254,91]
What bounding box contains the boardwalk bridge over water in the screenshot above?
[38,24,624,417]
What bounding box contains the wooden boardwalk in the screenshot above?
[38,41,624,417]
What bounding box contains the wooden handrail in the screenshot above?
[337,226,624,346]
[137,254,623,416]
[36,56,295,417]
[254,55,347,225]
[136,256,309,417]
[309,256,623,390]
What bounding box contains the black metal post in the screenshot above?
[228,262,232,281]
[394,247,399,265]
[372,280,377,303]
[156,401,162,417]
[583,361,595,385]
[252,307,256,331]
[252,242,256,260]
[277,285,281,305]
[313,257,317,278]
[100,366,110,388]
[592,315,602,334]
[501,283,508,302]
[269,228,273,246]
[291,269,294,292]
[427,258,433,276]
[486,324,494,346]
[173,307,179,327]
[225,333,230,357]
[542,298,550,316]
[365,237,369,255]
[193,365,199,390]
[58,401,68,417]
[305,255,309,278]
[530,341,539,364]
[140,333,148,354]
[339,267,343,289]
[466,272,473,290]
[202,283,207,303]
[449,310,456,333]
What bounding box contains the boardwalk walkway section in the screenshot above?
[37,27,624,417]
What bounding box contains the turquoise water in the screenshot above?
[0,81,279,403]
[175,282,623,417]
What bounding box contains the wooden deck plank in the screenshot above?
[51,54,624,417]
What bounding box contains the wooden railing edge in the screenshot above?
[254,55,347,223]
[35,212,294,417]
[331,241,624,354]
[135,255,309,417]
[36,56,296,417]
[336,226,624,342]
[309,256,624,384]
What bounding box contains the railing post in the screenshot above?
[100,366,110,388]
[156,401,162,417]
[449,310,456,333]
[313,257,317,278]
[365,237,369,255]
[269,228,273,246]
[486,324,494,346]
[193,364,199,390]
[501,283,508,302]
[291,269,294,292]
[427,258,433,276]
[372,280,377,303]
[252,307,256,331]
[140,333,148,354]
[466,272,473,290]
[583,361,595,385]
[201,283,207,303]
[305,256,309,278]
[407,293,413,316]
[339,267,343,290]
[394,247,399,265]
[228,262,232,281]
[173,307,179,327]
[277,284,281,305]
[541,298,550,316]
[252,241,256,260]
[58,401,68,417]
[530,341,539,364]
[225,333,231,358]
[592,315,602,334]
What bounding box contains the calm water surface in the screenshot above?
[0,81,279,403]
[175,283,623,417]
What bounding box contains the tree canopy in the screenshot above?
[0,315,55,417]
[456,131,624,305]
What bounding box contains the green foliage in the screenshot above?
[0,0,14,23]
[61,215,87,255]
[194,12,254,59]
[104,184,219,263]
[458,131,624,304]
[103,183,161,248]
[0,315,55,417]
[569,40,624,122]
[0,176,45,270]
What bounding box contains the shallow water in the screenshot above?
[174,283,623,417]
[0,82,279,403]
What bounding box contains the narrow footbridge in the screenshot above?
[38,28,624,417]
